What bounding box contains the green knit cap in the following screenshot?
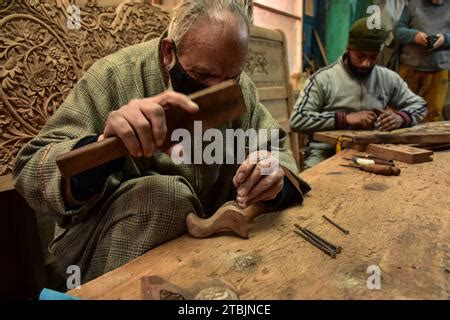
[347,17,388,52]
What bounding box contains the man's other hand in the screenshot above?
[233,151,284,209]
[431,33,446,51]
[377,109,405,131]
[346,111,377,129]
[98,91,199,158]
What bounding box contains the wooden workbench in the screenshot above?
[69,150,449,300]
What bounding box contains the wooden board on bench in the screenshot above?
[313,121,450,148]
[366,144,433,164]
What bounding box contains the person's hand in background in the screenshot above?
[414,31,429,47]
[431,33,446,51]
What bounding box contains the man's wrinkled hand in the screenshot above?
[232,150,284,209]
[98,91,199,158]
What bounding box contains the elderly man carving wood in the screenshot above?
[12,0,310,283]
[290,18,427,169]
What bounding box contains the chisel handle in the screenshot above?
[360,164,401,176]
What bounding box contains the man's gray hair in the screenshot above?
[168,0,251,50]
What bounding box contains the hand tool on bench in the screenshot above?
[294,224,341,259]
[344,156,394,167]
[294,229,337,259]
[322,215,350,235]
[56,80,246,206]
[340,163,401,176]
[354,152,395,164]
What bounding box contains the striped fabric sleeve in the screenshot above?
[395,111,412,127]
[394,7,419,45]
[444,33,450,49]
[334,112,349,130]
[290,77,337,134]
[388,72,427,126]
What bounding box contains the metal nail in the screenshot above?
[295,224,342,254]
[322,215,350,235]
[294,229,336,259]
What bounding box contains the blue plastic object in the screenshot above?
[39,288,81,300]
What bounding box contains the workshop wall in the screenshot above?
[253,0,303,77]
[325,0,372,64]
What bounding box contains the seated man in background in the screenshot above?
[394,0,450,122]
[13,0,310,283]
[290,18,427,169]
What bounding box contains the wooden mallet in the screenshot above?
[56,80,246,180]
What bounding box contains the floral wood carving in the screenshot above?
[0,0,170,175]
[245,48,268,77]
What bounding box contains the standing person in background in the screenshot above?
[394,0,450,122]
[373,0,407,69]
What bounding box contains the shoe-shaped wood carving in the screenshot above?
[186,201,271,239]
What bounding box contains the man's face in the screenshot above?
[162,14,249,92]
[347,50,380,76]
[430,0,444,5]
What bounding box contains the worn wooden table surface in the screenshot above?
[69,150,449,300]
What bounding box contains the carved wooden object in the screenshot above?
[366,144,433,164]
[186,201,271,239]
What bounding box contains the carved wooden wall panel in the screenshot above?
[245,40,285,88]
[247,26,300,166]
[0,0,170,175]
